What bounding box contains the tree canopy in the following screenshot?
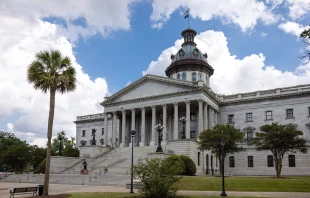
[198,124,245,175]
[0,131,46,173]
[252,123,307,177]
[51,131,79,157]
[300,25,310,63]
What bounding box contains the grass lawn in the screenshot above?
[177,176,310,192]
[68,192,262,198]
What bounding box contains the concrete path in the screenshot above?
[1,182,310,198]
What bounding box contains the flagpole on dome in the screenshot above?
[184,9,190,28]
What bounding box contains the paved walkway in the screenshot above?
[1,182,310,198]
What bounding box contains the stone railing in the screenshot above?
[220,84,310,102]
[76,113,105,121]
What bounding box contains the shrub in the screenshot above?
[180,155,196,175]
[161,154,185,175]
[133,158,182,198]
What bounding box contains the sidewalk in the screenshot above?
[1,182,310,198]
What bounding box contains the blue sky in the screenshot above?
[0,0,309,146]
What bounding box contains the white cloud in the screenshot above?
[150,0,278,31]
[287,0,310,20]
[0,4,110,146]
[7,123,14,132]
[265,0,284,9]
[1,0,134,41]
[143,30,310,94]
[278,21,307,37]
[261,32,268,37]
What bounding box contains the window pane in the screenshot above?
[286,109,293,118]
[267,155,274,167]
[266,111,272,120]
[246,113,252,121]
[182,72,186,80]
[248,156,254,167]
[229,156,235,168]
[228,115,234,123]
[192,73,196,81]
[177,73,180,79]
[289,155,295,167]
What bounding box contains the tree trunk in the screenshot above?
[43,89,56,196]
[274,156,282,178]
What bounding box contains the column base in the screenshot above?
[139,142,147,147]
[120,143,126,148]
[149,141,156,146]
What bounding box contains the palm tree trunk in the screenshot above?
[43,88,56,196]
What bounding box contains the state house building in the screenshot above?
[72,28,310,176]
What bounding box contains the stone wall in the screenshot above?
[50,156,82,174]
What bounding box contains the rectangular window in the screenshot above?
[190,131,195,139]
[190,113,196,121]
[228,115,234,123]
[229,156,235,168]
[82,130,86,137]
[289,155,295,167]
[246,131,253,144]
[248,156,254,167]
[286,109,294,118]
[102,128,104,135]
[246,113,253,122]
[198,152,200,166]
[266,111,272,120]
[267,155,274,167]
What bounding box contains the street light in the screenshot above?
[179,117,188,139]
[220,131,227,197]
[130,130,136,194]
[155,124,164,152]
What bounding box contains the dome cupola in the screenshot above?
[165,28,214,86]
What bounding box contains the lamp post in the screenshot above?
[220,131,227,197]
[179,117,188,139]
[155,124,164,152]
[130,130,136,194]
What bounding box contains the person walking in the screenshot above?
[104,165,108,175]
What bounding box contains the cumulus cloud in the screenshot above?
[278,21,307,37]
[7,123,14,132]
[1,0,134,41]
[0,2,111,146]
[287,0,310,20]
[150,0,278,31]
[143,30,310,94]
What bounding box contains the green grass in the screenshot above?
[177,176,310,192]
[68,192,263,198]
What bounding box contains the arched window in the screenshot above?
[177,73,180,80]
[187,34,191,42]
[229,156,235,168]
[198,73,201,80]
[182,72,186,80]
[192,72,196,81]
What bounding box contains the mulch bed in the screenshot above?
[26,195,70,198]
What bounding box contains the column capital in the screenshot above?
[173,102,179,106]
[103,112,108,116]
[130,108,135,112]
[112,111,117,115]
[198,99,204,103]
[140,107,145,110]
[162,104,167,108]
[151,105,156,109]
[185,100,191,104]
[121,109,126,113]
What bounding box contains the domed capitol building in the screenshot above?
[52,28,310,176]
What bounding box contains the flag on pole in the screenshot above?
[184,9,189,18]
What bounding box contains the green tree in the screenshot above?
[198,124,245,175]
[63,137,79,157]
[133,158,181,198]
[51,131,79,157]
[29,145,46,171]
[300,25,310,63]
[252,123,307,178]
[27,50,76,195]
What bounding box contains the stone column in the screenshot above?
[208,106,214,129]
[186,100,191,139]
[173,102,179,140]
[162,104,167,145]
[112,112,116,148]
[203,103,208,131]
[120,110,126,148]
[103,112,108,147]
[130,108,135,147]
[139,107,146,146]
[150,106,156,146]
[198,99,203,138]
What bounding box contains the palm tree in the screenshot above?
[27,50,76,195]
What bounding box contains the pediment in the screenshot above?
[105,75,196,104]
